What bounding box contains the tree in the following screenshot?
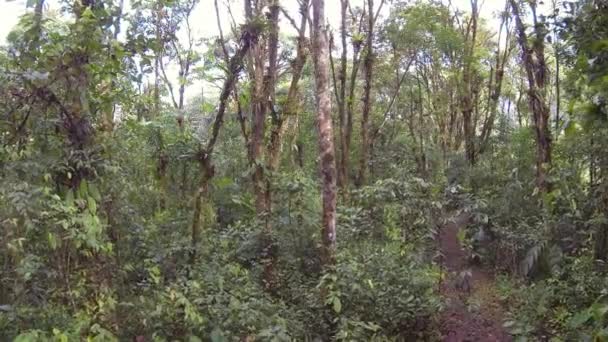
[189,25,259,264]
[331,0,366,192]
[460,0,479,166]
[312,0,337,266]
[333,0,349,190]
[479,1,514,154]
[510,0,552,193]
[357,0,384,186]
[157,0,201,115]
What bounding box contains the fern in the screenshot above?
[521,242,546,277]
[520,241,563,278]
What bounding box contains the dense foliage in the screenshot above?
[1,0,608,340]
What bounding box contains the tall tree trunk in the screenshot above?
[266,0,309,173]
[357,0,375,186]
[338,8,366,188]
[29,0,45,52]
[479,3,512,154]
[553,0,561,139]
[593,132,608,261]
[336,0,349,190]
[408,87,423,176]
[344,39,363,188]
[249,37,267,220]
[554,44,560,137]
[510,0,552,193]
[260,0,285,293]
[153,2,167,207]
[153,1,162,120]
[312,0,337,266]
[416,76,427,177]
[261,0,279,210]
[190,158,213,264]
[190,27,256,264]
[461,0,478,166]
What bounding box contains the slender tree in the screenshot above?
[552,0,561,138]
[312,0,337,266]
[343,5,366,189]
[510,0,552,192]
[332,0,349,190]
[358,0,384,186]
[461,0,479,166]
[479,1,514,154]
[247,0,270,223]
[190,26,259,264]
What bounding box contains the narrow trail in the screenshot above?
[438,213,512,342]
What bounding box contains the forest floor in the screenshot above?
[438,213,512,342]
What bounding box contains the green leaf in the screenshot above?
[48,232,58,250]
[212,177,233,189]
[65,190,75,206]
[595,328,608,341]
[89,183,101,202]
[569,309,592,328]
[82,7,95,19]
[210,328,225,342]
[14,331,43,342]
[592,303,608,323]
[564,120,580,137]
[87,196,97,214]
[79,179,88,198]
[333,296,342,314]
[456,229,466,245]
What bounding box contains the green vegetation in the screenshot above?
[1,0,608,340]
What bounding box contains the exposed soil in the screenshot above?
[438,213,512,342]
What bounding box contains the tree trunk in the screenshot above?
[189,26,257,264]
[344,39,362,189]
[336,0,349,190]
[250,70,267,218]
[266,0,308,174]
[261,0,279,199]
[190,157,213,264]
[312,0,337,266]
[461,0,478,166]
[153,1,162,120]
[259,0,279,292]
[357,0,375,186]
[552,0,561,139]
[29,0,45,52]
[510,0,552,193]
[479,4,512,154]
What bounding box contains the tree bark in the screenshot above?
[510,0,552,193]
[312,0,337,266]
[344,37,363,189]
[29,0,45,51]
[552,0,561,139]
[461,0,478,166]
[190,27,257,264]
[479,3,513,154]
[266,0,309,173]
[260,0,280,217]
[335,0,348,190]
[153,1,162,120]
[248,2,268,221]
[357,0,375,186]
[261,0,310,292]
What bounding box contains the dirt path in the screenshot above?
[438,213,512,342]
